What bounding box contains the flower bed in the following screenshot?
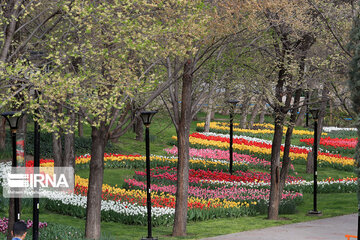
[75,153,249,173]
[164,146,274,169]
[196,122,327,137]
[124,167,303,214]
[180,132,354,171]
[300,137,357,155]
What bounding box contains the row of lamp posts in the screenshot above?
[1,104,324,239]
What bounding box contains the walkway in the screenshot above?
[201,214,357,240]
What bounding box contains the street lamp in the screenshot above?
[33,107,40,240]
[308,108,322,216]
[2,111,22,222]
[140,111,158,240]
[226,100,239,175]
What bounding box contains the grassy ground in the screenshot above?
[0,111,357,239]
[16,192,356,240]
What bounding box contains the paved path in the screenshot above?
[201,214,357,240]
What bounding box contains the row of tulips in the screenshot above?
[75,153,249,173]
[164,146,276,169]
[130,167,357,194]
[180,132,355,171]
[196,122,327,137]
[300,137,357,155]
[132,167,302,185]
[198,177,357,194]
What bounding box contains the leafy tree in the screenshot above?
[1,1,211,239]
[348,6,360,237]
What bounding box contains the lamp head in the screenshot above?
[1,111,22,130]
[309,108,320,120]
[226,99,239,106]
[140,111,158,126]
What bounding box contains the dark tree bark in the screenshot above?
[135,115,144,141]
[53,105,63,167]
[78,114,84,137]
[172,59,193,237]
[268,113,284,220]
[52,132,62,167]
[240,96,252,129]
[6,198,15,240]
[306,151,314,173]
[259,102,266,124]
[249,99,261,128]
[295,104,307,127]
[0,118,6,150]
[63,112,75,168]
[85,125,107,239]
[268,60,287,220]
[279,89,301,193]
[204,99,214,132]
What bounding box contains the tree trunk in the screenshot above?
[240,97,251,129]
[221,86,230,115]
[295,104,306,127]
[306,151,314,173]
[52,132,63,167]
[85,125,107,239]
[135,115,144,141]
[329,100,333,126]
[78,114,83,137]
[0,118,6,150]
[172,59,193,237]
[279,89,301,194]
[204,99,214,132]
[268,113,284,220]
[259,102,266,124]
[249,100,261,128]
[63,112,75,168]
[210,110,215,120]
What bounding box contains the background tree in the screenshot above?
[348,5,360,237]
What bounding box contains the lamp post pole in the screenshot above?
[11,127,20,222]
[140,111,158,240]
[33,110,40,240]
[308,108,322,216]
[227,100,239,175]
[2,112,21,222]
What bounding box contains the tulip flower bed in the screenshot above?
[179,132,355,171]
[200,177,357,194]
[75,153,249,173]
[124,167,303,214]
[300,137,357,155]
[130,167,302,188]
[164,146,274,169]
[196,122,327,138]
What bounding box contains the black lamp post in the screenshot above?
[308,108,322,216]
[33,108,40,240]
[140,111,158,240]
[227,100,239,175]
[2,111,22,222]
